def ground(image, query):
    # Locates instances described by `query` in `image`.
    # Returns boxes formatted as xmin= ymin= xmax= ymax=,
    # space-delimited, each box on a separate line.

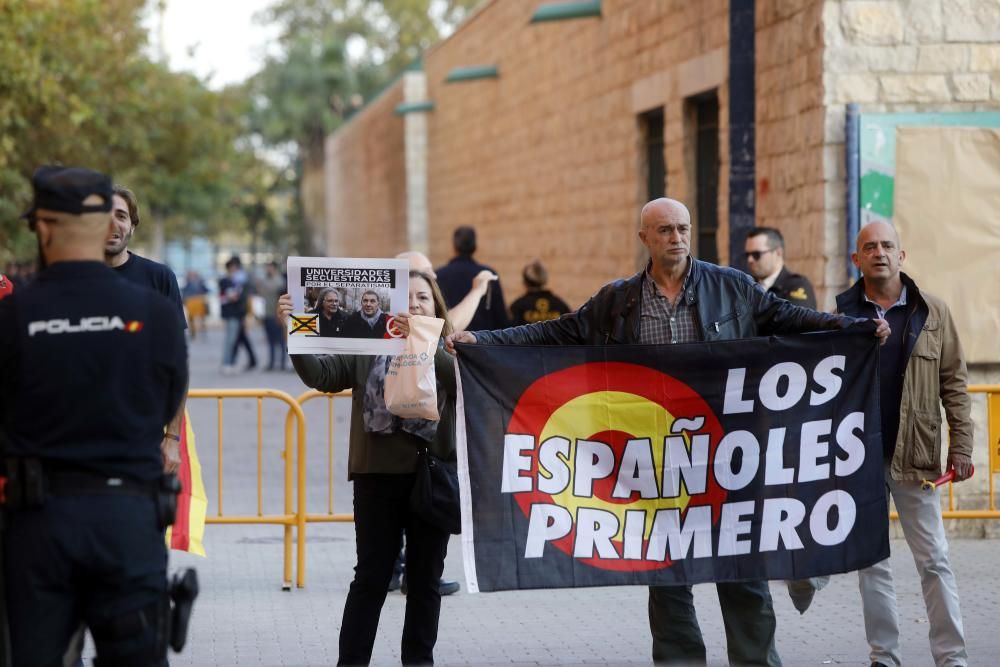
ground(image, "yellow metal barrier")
xmin=187 ymin=389 xmax=307 ymax=590
xmin=292 ymin=389 xmax=355 ymax=525
xmin=185 ymin=383 xmax=998 ymax=588
xmin=268 ymin=389 xmax=355 ymax=589
xmin=890 ymin=384 xmax=1000 ymax=520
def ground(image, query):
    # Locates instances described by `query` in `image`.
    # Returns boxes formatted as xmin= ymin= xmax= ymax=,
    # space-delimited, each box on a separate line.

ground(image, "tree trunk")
xmin=298 ymin=140 xmax=326 ymax=256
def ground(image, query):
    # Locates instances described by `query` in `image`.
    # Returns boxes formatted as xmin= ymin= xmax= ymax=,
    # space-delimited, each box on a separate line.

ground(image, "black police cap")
xmin=21 ymin=165 xmax=113 ymax=222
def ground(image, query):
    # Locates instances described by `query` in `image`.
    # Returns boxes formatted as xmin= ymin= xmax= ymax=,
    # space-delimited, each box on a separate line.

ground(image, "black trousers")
xmin=649 ymin=581 xmax=781 ymax=666
xmin=338 ymin=473 xmax=450 ymax=666
xmin=4 ymin=495 xmax=168 ymax=667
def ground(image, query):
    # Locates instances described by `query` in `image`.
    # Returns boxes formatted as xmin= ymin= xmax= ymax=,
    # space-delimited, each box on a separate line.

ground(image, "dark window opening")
xmin=639 ymin=107 xmax=666 ymax=202
xmin=692 ymin=93 xmax=719 ymax=265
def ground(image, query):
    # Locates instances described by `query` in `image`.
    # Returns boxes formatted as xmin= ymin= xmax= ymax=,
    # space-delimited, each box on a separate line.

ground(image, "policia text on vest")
xmin=0 ymin=165 xmax=198 ymax=666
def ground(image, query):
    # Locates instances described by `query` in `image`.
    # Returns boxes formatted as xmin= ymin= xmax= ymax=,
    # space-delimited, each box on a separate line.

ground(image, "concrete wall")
xmin=422 ymin=0 xmax=730 ymax=308
xmin=323 ymin=79 xmax=408 ymax=258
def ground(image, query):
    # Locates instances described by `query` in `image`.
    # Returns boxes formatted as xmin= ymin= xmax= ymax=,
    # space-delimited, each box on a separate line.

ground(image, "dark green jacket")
xmin=291 ymin=348 xmax=457 ymax=478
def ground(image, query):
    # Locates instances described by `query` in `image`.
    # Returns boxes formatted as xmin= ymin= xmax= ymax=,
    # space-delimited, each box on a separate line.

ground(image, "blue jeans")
xmin=222 ymin=317 xmax=240 ymax=366
xmin=262 ymin=316 xmax=286 ymax=369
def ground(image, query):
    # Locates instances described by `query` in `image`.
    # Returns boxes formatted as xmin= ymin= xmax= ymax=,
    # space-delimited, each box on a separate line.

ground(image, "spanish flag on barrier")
xmin=165 ymin=411 xmax=208 ymax=556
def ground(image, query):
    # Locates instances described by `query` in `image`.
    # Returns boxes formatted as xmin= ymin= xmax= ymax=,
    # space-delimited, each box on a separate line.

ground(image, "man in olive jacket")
xmin=449 ymin=198 xmax=889 ymax=666
xmin=837 ymin=221 xmax=973 ymax=667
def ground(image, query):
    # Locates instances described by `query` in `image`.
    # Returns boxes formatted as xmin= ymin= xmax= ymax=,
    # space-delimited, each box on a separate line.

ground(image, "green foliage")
xmin=244 ymin=0 xmax=481 ymax=254
xmin=0 ymin=0 xmax=246 ymax=258
xmin=372 ymin=0 xmax=482 ymax=74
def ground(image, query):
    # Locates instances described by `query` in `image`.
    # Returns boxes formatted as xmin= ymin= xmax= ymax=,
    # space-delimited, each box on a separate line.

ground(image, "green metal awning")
xmin=445 ymin=65 xmax=499 ymax=83
xmin=530 ymin=0 xmax=601 ymax=24
xmin=394 ymin=101 xmax=435 ymax=115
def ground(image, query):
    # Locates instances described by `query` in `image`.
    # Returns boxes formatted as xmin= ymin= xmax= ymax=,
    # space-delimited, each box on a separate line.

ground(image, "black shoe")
xmin=871 ymin=662 xmax=890 ymax=667
xmin=388 ymin=572 xmax=401 ymax=592
xmin=438 ymin=579 xmax=460 ymax=596
xmin=398 ymin=577 xmax=460 ymax=596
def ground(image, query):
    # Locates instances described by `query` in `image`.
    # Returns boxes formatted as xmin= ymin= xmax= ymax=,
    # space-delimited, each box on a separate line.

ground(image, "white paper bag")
xmin=384 ymin=315 xmax=445 ymax=420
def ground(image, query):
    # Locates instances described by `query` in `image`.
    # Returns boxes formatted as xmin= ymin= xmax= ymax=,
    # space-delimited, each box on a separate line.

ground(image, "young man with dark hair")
xmin=104 ymin=183 xmax=187 ymax=473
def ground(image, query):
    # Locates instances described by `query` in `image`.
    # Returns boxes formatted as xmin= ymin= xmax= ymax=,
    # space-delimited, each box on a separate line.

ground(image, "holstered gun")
xmin=168 ymin=568 xmax=198 ymax=652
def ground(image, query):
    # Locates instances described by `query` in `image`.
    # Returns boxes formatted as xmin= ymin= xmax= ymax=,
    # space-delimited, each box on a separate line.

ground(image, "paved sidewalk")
xmin=151 ymin=327 xmax=1000 ymax=665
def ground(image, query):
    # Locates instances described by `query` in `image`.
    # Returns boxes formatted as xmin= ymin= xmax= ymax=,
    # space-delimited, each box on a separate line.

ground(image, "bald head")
xmin=638 ymin=198 xmax=693 ymax=273
xmin=640 ymin=198 xmax=691 ymax=231
xmin=855 ymin=221 xmax=900 ymax=252
xmin=853 ymin=221 xmax=905 ymax=285
xmin=396 ymin=251 xmax=436 ymax=278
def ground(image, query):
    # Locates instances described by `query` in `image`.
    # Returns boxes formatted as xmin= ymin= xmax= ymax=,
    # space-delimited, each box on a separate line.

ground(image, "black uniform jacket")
xmin=0 ymin=261 xmax=188 ymax=482
xmin=768 ymin=266 xmax=817 ymax=310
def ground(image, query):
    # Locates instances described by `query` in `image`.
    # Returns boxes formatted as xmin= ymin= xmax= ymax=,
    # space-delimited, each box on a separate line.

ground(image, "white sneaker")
xmin=221 ymin=365 xmax=236 ymax=376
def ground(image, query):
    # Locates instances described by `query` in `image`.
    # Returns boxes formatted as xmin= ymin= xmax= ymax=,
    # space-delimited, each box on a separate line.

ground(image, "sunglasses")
xmin=744 ymin=248 xmax=777 ymax=261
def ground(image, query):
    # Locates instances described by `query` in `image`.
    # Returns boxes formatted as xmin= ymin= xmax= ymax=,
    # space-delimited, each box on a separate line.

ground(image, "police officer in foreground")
xmin=0 ymin=166 xmax=194 ymax=666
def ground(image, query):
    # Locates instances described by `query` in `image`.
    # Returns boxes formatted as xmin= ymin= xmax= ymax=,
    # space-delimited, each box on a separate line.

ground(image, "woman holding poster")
xmin=276 ymin=270 xmax=456 ymax=666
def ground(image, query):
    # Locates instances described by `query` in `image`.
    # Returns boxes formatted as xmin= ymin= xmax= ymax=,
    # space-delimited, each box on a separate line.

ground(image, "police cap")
xmin=21 ymin=165 xmax=113 ymax=223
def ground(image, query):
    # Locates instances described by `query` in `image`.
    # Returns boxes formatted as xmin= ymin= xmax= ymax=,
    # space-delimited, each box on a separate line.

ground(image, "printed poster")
xmin=286 ymin=257 xmax=408 ymax=355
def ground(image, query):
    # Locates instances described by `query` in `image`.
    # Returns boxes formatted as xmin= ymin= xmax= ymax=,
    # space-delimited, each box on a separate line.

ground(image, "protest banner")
xmin=285 ymin=257 xmax=408 ymax=355
xmin=455 ymin=330 xmax=887 ymax=592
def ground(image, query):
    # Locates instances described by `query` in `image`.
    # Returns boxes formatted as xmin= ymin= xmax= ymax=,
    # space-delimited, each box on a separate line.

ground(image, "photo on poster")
xmin=285 ymin=257 xmax=409 ymax=355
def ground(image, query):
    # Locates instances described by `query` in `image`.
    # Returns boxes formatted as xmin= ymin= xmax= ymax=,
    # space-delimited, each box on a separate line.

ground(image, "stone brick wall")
xmin=822 ymin=0 xmax=1000 ymax=513
xmin=754 ymin=0 xmax=828 ymax=302
xmin=423 ymin=0 xmax=729 ymax=308
xmin=323 ymin=79 xmax=408 ymax=258
xmin=821 ymin=0 xmax=1000 ymax=305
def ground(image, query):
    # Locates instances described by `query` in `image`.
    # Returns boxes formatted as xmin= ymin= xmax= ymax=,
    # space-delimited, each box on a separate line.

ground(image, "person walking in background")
xmin=182 ymin=270 xmax=209 ymax=341
xmin=258 ymin=261 xmax=288 ymax=369
xmin=838 ymin=221 xmax=973 ymax=667
xmin=447 ymin=198 xmax=890 ymax=666
xmin=277 ymin=270 xmax=457 ymax=666
xmin=397 ymin=250 xmax=496 ymax=332
xmin=231 ymin=260 xmax=258 ymax=369
xmin=509 ymin=259 xmax=571 ymax=326
xmin=744 ymin=226 xmax=817 ymax=309
xmin=435 ymin=226 xmax=509 ymax=331
xmin=219 ymin=255 xmax=256 ymax=374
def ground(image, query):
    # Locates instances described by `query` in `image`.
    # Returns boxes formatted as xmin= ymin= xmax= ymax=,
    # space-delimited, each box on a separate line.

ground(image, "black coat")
xmin=768 ymin=266 xmax=817 ymax=310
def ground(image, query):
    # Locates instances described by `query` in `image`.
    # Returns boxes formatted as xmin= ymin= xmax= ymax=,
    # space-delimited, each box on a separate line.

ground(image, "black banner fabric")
xmin=454 ymin=330 xmax=888 ymax=593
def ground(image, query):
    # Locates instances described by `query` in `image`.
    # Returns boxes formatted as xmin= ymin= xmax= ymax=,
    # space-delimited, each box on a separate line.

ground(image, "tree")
xmin=0 ymin=0 xmax=248 ymax=261
xmin=246 ymin=0 xmax=481 ymax=254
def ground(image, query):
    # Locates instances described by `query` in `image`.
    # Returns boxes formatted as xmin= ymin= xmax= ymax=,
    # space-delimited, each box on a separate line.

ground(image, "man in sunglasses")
xmin=744 ymin=227 xmax=817 ymax=310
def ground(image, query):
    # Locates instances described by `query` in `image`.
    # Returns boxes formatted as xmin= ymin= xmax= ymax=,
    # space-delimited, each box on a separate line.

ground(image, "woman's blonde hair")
xmin=410 ymin=270 xmax=453 ymax=336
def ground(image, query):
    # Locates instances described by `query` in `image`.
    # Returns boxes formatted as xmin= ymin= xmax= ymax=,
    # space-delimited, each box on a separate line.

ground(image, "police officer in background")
xmin=0 ymin=166 xmax=190 ymax=666
xmin=744 ymin=226 xmax=817 ymax=310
